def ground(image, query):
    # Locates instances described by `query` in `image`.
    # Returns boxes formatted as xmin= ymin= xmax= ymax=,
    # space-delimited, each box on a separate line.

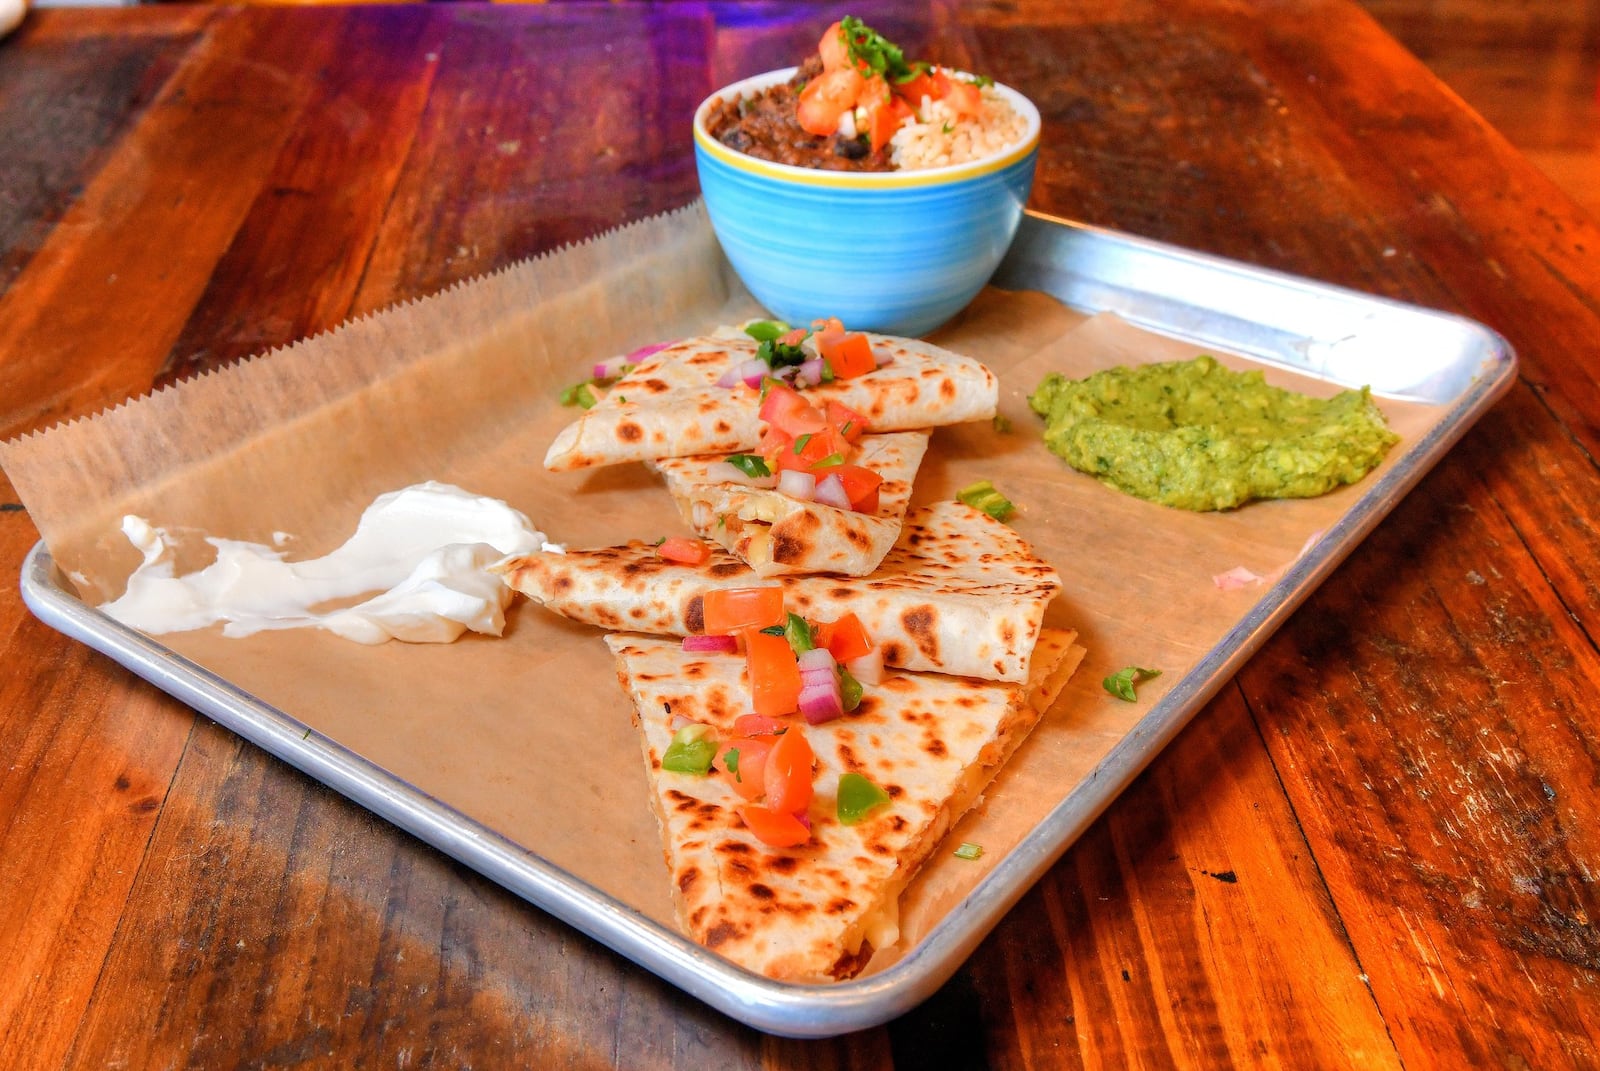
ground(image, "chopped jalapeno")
xmin=811 ymin=452 xmax=845 ymax=468
xmin=661 ymin=724 xmax=718 ymax=775
xmin=837 ymin=772 xmax=891 ymax=824
xmin=743 ymin=320 xmax=791 ymax=342
xmin=954 ymin=842 xmax=984 ymax=860
xmin=838 ymin=664 xmax=864 ymax=712
xmin=957 ymin=479 xmax=1016 ymax=521
xmin=783 ymin=612 xmax=815 ymax=656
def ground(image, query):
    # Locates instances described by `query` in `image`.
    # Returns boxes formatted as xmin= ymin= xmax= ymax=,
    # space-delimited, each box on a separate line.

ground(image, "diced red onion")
xmin=716 ymin=357 xmax=768 ymax=388
xmin=777 ymin=469 xmax=816 ymax=500
xmin=799 ymin=684 xmax=844 ymax=725
xmin=706 ymin=460 xmax=778 ymax=488
xmin=797 ymin=648 xmax=844 ymax=724
xmin=683 ymin=634 xmax=738 ymax=654
xmin=845 ymin=646 xmax=884 ymax=685
xmin=876 ymin=350 xmax=892 ymax=367
xmin=628 ymin=340 xmax=671 ymax=362
xmin=795 ymin=358 xmax=825 ymax=387
xmin=795 ymin=810 xmax=811 ymax=830
xmin=813 ymin=473 xmax=852 ymax=510
xmin=592 ymin=356 xmax=632 ymax=380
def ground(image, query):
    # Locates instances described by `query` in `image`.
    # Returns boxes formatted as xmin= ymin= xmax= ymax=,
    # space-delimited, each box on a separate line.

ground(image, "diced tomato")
xmin=828 ymin=463 xmax=883 ymax=513
xmin=823 ymin=400 xmax=869 ymax=441
xmin=785 ymin=425 xmax=850 ymax=472
xmin=817 ymin=20 xmax=849 ymax=73
xmin=814 ymin=612 xmax=874 ymax=663
xmin=943 ymin=78 xmax=984 ymax=118
xmin=778 ymin=327 xmax=809 ymax=347
xmin=734 ymin=713 xmax=789 ymax=737
xmin=739 ymin=805 xmax=810 ymax=848
xmin=797 ymin=67 xmax=865 ymax=136
xmin=818 ymin=330 xmax=877 ymax=380
xmin=759 ymin=384 xmax=828 ymax=437
xmin=721 ymin=736 xmax=775 ymax=802
xmin=867 ymin=93 xmax=914 ymax=153
xmin=702 ymin=586 xmax=786 ymax=634
xmin=747 ymin=631 xmax=802 ymax=717
xmin=763 ymin=723 xmax=815 ymax=813
xmin=758 ymin=425 xmax=794 ymax=468
xmin=657 ymin=536 xmax=709 ymax=565
xmin=893 ymin=70 xmax=941 ymax=107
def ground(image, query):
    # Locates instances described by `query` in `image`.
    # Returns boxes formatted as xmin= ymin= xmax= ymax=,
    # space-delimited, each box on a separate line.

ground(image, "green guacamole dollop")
xmin=1027 ymin=355 xmax=1399 ymax=511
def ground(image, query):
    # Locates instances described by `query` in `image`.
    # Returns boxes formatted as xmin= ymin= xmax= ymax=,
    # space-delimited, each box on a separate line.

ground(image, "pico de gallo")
xmin=666 ymin=587 xmax=891 ymax=846
xmin=707 ymin=319 xmax=886 ymax=515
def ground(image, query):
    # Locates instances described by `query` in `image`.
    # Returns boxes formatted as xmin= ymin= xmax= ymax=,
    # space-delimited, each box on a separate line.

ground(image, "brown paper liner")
xmin=0 ymin=203 xmax=1440 ymax=972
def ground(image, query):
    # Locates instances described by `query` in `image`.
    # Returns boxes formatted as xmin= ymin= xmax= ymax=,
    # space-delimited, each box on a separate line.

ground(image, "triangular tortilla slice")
xmin=649 ymin=431 xmax=928 ymax=578
xmin=497 ymin=501 xmax=1061 ymax=682
xmin=543 ymin=330 xmax=997 ymax=471
xmin=604 ymin=628 xmax=1084 ymax=982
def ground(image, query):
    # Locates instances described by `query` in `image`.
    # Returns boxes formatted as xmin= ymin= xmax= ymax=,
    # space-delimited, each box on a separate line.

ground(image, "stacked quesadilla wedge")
xmin=605 ymin=629 xmax=1084 ymax=982
xmin=651 ymin=431 xmax=929 ymax=578
xmin=544 ymin=330 xmax=997 ymax=472
xmin=496 ymin=501 xmax=1061 ymax=682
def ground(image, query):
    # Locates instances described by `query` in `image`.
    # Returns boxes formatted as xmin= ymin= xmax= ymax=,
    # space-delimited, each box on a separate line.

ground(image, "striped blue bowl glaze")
xmin=694 ymin=68 xmax=1041 ymax=338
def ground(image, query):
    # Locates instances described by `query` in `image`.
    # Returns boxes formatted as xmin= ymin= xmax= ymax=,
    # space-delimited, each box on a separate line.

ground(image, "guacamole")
xmin=1027 ymin=355 xmax=1399 ymax=511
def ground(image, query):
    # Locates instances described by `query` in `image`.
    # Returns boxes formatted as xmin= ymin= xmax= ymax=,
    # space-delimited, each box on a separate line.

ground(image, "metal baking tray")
xmin=20 ymin=212 xmax=1516 ymax=1037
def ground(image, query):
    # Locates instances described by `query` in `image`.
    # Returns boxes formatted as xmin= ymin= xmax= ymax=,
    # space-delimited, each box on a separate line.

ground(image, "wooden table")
xmin=3 ymin=2 xmax=1597 ymax=1065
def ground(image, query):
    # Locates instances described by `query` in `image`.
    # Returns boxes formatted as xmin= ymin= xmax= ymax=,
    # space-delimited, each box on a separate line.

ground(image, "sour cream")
xmin=101 ymin=482 xmax=557 ymax=644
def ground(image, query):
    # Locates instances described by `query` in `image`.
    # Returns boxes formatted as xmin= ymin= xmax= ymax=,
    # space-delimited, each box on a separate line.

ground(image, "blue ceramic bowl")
xmin=693 ymin=68 xmax=1041 ymax=338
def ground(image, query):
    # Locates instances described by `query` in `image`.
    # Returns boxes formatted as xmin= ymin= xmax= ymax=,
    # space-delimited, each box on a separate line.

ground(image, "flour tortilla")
xmin=497 ymin=501 xmax=1060 ymax=682
xmin=543 ymin=330 xmax=998 ymax=471
xmin=650 ymin=431 xmax=928 ymax=578
xmin=604 ymin=628 xmax=1083 ymax=982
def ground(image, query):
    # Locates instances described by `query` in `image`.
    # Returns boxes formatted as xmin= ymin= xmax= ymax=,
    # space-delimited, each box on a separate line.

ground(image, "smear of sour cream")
xmin=101 ymin=482 xmax=559 ymax=644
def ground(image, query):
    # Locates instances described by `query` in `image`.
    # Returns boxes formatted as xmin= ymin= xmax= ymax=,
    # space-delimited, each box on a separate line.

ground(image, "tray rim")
xmin=16 ymin=212 xmax=1519 ymax=1038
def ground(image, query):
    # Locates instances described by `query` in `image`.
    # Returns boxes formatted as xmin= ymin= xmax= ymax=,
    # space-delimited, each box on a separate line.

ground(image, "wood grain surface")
xmin=2 ymin=1 xmax=1597 ymax=1066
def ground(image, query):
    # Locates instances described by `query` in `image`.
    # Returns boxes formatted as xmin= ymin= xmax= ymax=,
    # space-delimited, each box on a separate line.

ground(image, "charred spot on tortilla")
xmin=618 ymin=421 xmax=644 ymax=442
xmin=902 ymin=605 xmax=939 ymax=659
xmin=644 ymin=378 xmax=670 ymax=393
xmin=923 ymin=738 xmax=949 ymax=759
xmin=678 ymin=867 xmax=700 ymax=893
xmin=772 ymin=528 xmax=808 ymax=563
xmin=708 ymin=561 xmax=745 ymax=577
xmin=685 ymin=596 xmax=705 ymax=633
xmin=552 ymin=575 xmax=572 ymax=593
xmin=704 ymin=922 xmax=741 ymax=949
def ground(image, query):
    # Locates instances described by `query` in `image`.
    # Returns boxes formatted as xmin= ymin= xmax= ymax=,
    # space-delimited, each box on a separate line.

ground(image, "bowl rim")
xmin=693 ymin=66 xmax=1041 ymax=189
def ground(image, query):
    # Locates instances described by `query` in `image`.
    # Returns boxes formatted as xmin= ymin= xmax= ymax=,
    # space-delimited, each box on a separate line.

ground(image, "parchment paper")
xmin=0 ymin=202 xmax=1439 ymax=977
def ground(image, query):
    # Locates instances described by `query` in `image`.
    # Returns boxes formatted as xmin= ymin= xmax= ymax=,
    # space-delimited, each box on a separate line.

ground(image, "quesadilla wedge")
xmin=650 ymin=431 xmax=928 ymax=578
xmin=544 ymin=330 xmax=997 ymax=471
xmin=497 ymin=501 xmax=1061 ymax=682
xmin=604 ymin=628 xmax=1084 ymax=982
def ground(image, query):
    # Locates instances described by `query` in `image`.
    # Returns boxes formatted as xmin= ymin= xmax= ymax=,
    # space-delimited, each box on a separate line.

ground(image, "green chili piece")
xmin=661 ymin=724 xmax=718 ymax=775
xmin=839 ymin=665 xmax=864 ymax=712
xmin=783 ymin=612 xmax=815 ymax=656
xmin=956 ymin=479 xmax=1016 ymax=521
xmin=836 ymin=772 xmax=891 ymax=825
xmin=743 ymin=320 xmax=790 ymax=342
